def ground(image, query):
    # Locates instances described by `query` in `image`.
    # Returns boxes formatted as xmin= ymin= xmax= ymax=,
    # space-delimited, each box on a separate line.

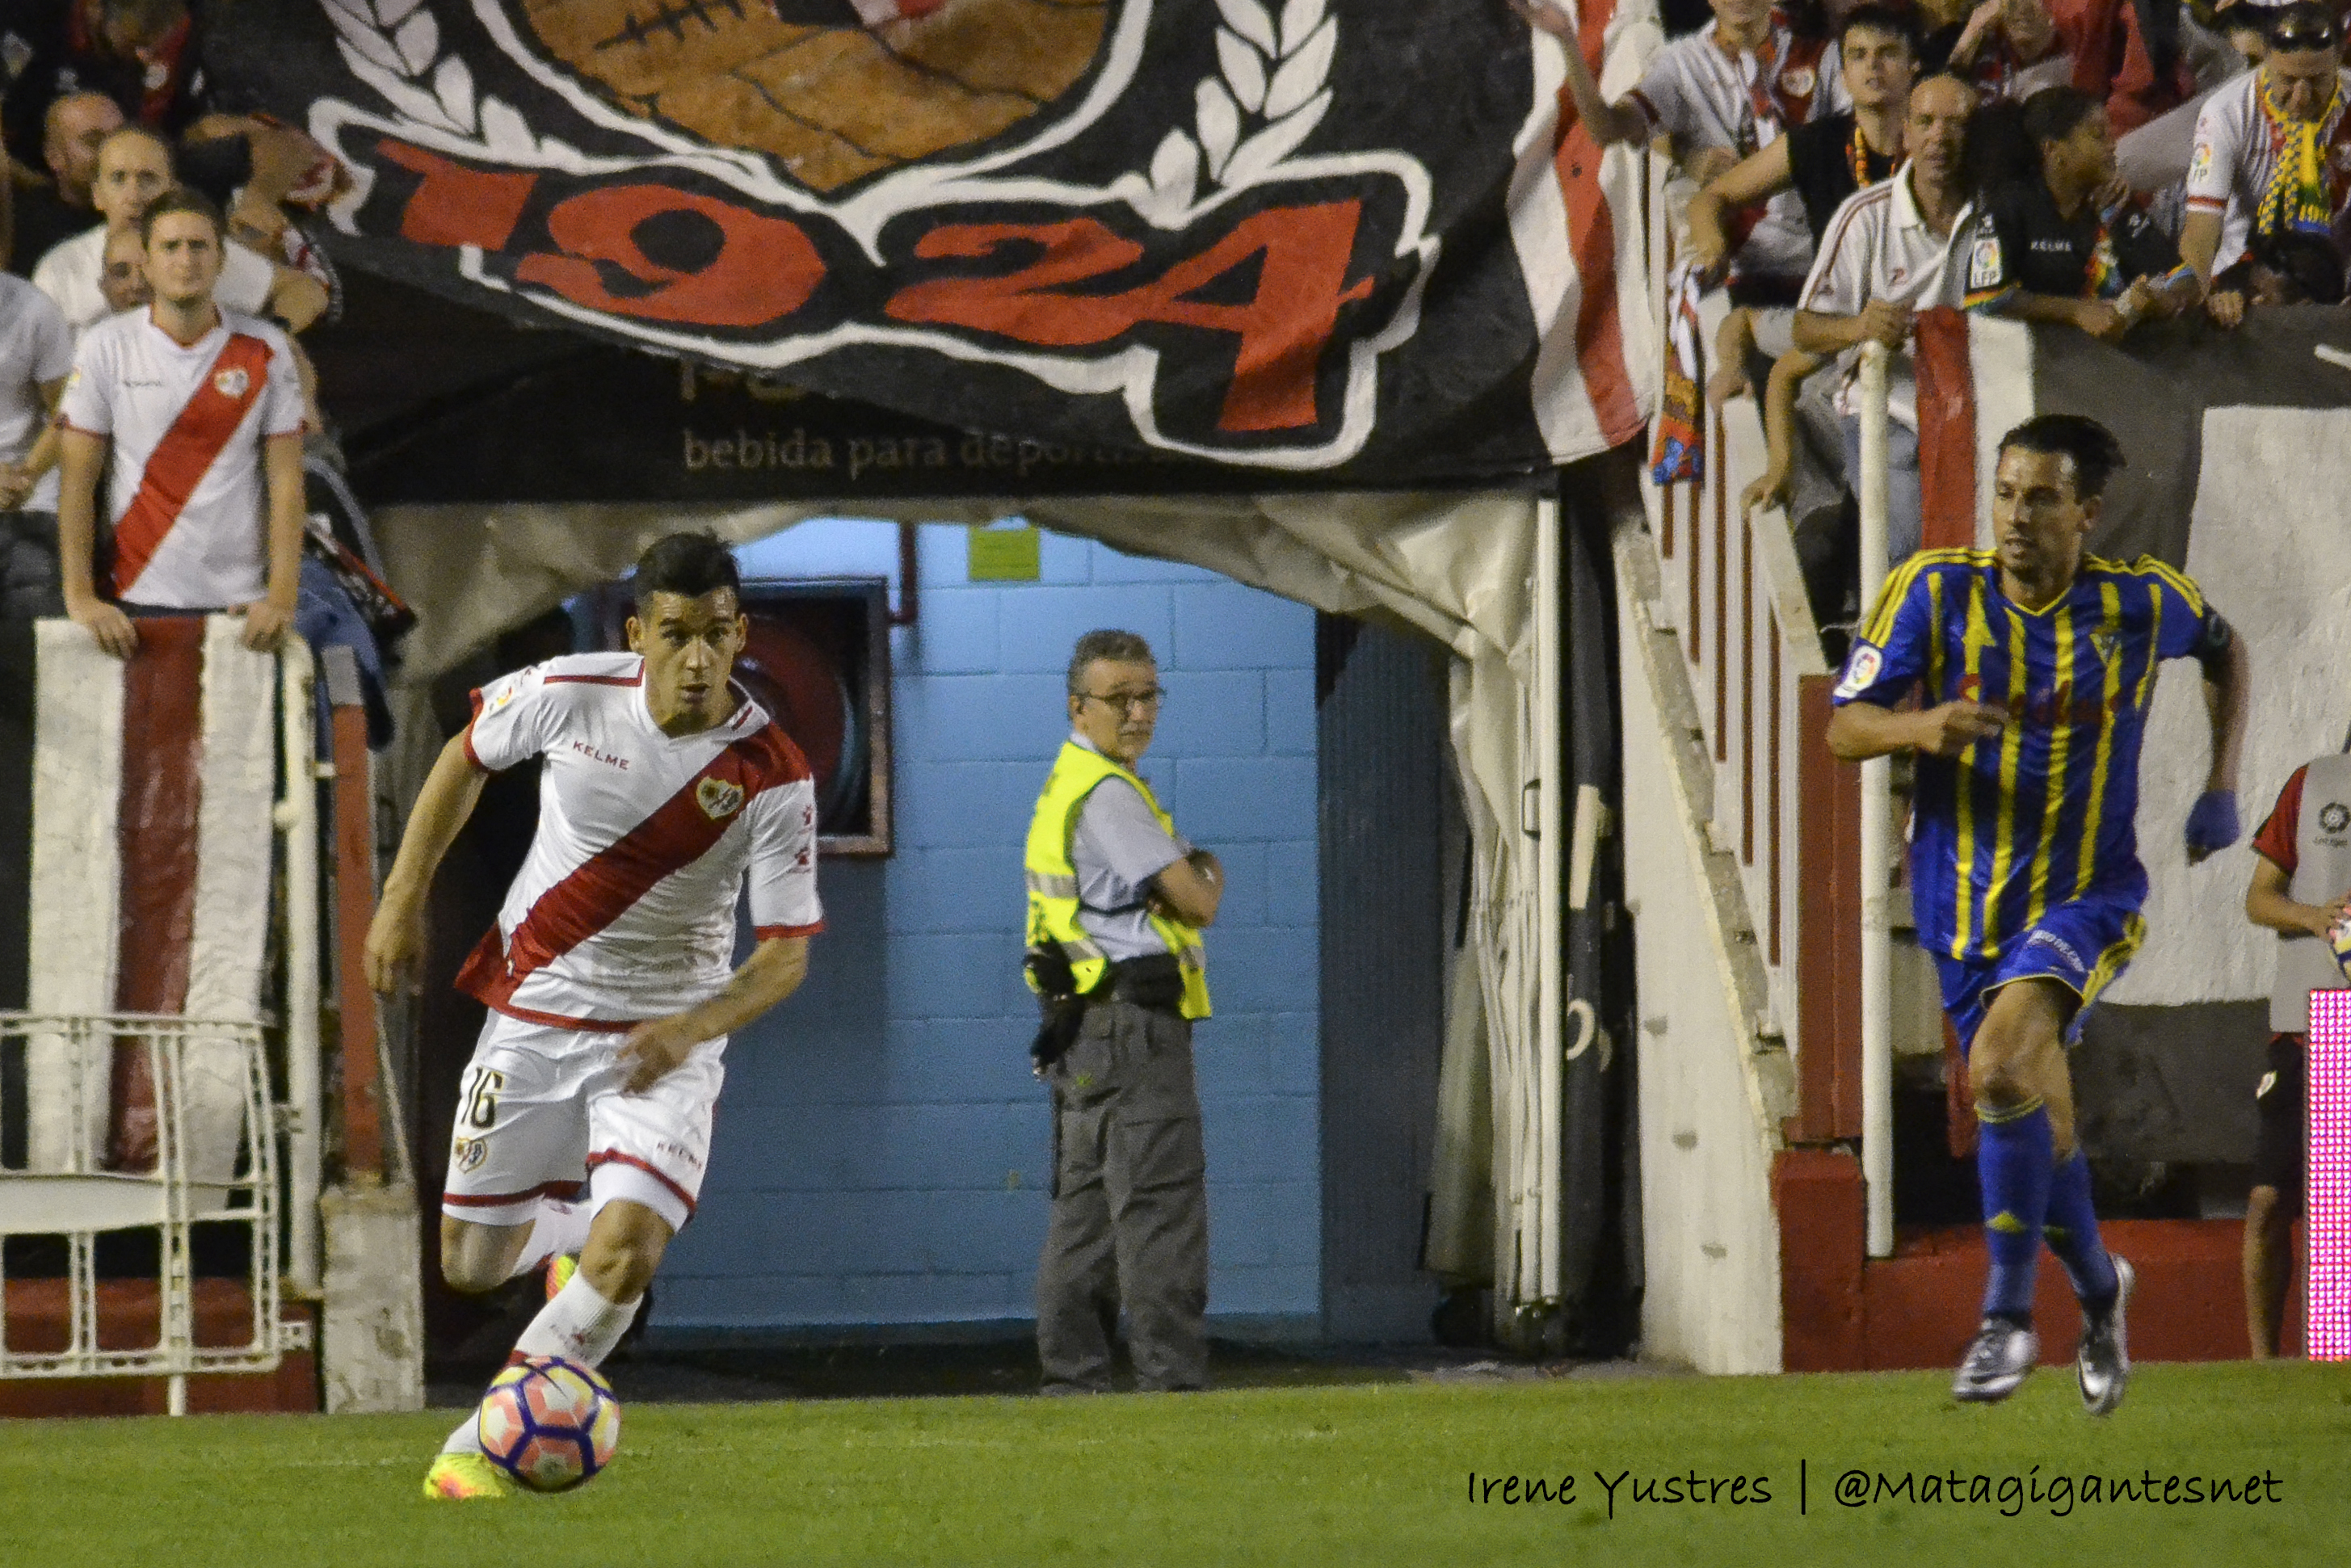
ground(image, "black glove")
xmin=1030 ymin=996 xmax=1085 ymax=1078
xmin=1024 ymin=946 xmax=1084 ymax=1077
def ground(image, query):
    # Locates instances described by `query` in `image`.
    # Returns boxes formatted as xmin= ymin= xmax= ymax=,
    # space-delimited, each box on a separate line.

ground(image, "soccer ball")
xmin=2331 ymin=913 xmax=2351 ymax=982
xmin=477 ymin=1356 xmax=620 ymax=1493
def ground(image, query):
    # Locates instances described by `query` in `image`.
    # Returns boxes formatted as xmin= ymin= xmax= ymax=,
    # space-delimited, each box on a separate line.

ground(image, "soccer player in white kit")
xmin=364 ymin=533 xmax=822 ymax=1500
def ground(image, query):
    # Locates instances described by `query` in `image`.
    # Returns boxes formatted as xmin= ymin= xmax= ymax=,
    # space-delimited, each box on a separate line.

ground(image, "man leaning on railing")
xmin=1791 ymin=73 xmax=1979 ymax=571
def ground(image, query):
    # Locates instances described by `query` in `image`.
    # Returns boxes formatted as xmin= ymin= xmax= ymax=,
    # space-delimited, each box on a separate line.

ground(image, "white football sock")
xmin=507 ymin=1198 xmax=595 ymax=1280
xmin=512 ymin=1271 xmax=641 ymax=1370
xmin=439 ymin=1410 xmax=484 ymax=1457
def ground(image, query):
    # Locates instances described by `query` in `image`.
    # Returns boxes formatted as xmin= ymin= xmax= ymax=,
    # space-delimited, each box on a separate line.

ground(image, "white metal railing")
xmin=0 ymin=1015 xmax=292 ymax=1414
xmin=1854 ymin=343 xmax=1895 ymax=1258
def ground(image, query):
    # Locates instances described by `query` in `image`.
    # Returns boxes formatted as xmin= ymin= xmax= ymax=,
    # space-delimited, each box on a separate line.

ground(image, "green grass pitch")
xmin=5 ymin=1361 xmax=2348 ymax=1566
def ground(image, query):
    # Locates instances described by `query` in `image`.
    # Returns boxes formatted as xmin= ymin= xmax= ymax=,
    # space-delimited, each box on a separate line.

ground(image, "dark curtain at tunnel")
xmin=1558 ymin=468 xmax=1640 ymax=1355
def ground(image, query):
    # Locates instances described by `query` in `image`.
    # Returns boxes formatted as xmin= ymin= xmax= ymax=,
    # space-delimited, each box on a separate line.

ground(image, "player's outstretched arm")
xmin=1826 ymin=700 xmax=2006 ymax=763
xmin=2185 ymin=627 xmax=2252 ymax=864
xmin=618 ymin=936 xmax=811 ymax=1093
xmin=364 ymin=731 xmax=491 ymax=994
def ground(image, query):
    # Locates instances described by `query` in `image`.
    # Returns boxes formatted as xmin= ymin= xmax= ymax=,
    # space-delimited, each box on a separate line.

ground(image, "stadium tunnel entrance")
xmin=355 ymin=467 xmax=1633 ymax=1376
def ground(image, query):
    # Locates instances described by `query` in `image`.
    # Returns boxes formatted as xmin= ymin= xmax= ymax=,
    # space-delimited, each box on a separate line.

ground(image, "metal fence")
xmin=0 ymin=1013 xmax=301 ymax=1413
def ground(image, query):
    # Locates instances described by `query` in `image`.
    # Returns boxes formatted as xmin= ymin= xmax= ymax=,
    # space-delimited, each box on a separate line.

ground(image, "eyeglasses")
xmin=1076 ymin=687 xmax=1164 ymax=713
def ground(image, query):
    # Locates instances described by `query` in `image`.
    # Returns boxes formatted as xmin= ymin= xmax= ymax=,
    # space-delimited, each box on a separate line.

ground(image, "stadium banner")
xmin=204 ymin=0 xmax=1654 ymax=484
xmin=342 ymin=342 xmax=1310 ymax=502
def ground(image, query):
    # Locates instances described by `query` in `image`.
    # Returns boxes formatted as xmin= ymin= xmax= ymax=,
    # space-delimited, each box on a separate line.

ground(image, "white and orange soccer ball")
xmin=477 ymin=1356 xmax=620 ymax=1493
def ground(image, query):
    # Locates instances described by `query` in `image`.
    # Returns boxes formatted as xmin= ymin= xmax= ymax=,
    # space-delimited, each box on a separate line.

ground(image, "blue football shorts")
xmin=1933 ymin=894 xmax=2147 ymax=1055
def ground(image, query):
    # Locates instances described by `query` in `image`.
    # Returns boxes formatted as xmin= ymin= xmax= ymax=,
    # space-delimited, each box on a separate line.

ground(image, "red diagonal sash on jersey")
xmin=456 ymin=725 xmax=798 ymax=1018
xmin=110 ymin=333 xmax=275 ymax=598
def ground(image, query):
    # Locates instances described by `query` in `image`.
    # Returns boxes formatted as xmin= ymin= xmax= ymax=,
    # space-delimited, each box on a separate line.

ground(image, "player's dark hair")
xmin=137 ymin=184 xmax=222 ymax=247
xmin=1067 ymin=629 xmax=1155 ymax=694
xmin=2266 ymin=1 xmax=2341 ymax=52
xmin=1837 ymin=4 xmax=1919 ymax=57
xmin=1998 ymin=415 xmax=2126 ymax=501
xmin=632 ymin=530 xmax=742 ymax=612
xmin=2021 ymin=86 xmax=2104 ymax=150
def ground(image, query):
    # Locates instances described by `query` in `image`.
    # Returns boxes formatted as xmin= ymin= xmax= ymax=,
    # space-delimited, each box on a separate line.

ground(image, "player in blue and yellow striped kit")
xmin=1827 ymin=414 xmax=2251 ymax=1413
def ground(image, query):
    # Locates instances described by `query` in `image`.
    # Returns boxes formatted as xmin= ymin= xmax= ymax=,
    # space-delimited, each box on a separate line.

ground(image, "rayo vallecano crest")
xmin=696 ymin=775 xmax=747 ymax=821
xmin=295 ymin=0 xmax=1437 ymax=466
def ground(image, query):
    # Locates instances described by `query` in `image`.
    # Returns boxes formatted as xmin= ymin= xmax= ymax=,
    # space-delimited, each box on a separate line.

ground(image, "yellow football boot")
xmin=422 ymin=1451 xmax=515 ymax=1501
xmin=546 ymin=1252 xmax=578 ymax=1301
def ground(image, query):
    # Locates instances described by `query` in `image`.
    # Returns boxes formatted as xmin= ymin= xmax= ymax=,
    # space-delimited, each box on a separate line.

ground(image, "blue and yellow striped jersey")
xmin=1831 ymin=549 xmax=2219 ymax=961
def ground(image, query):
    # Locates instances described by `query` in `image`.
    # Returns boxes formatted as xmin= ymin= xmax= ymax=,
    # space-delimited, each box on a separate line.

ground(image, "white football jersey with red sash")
xmin=57 ymin=308 xmax=304 ymax=608
xmin=458 ymin=652 xmax=825 ymax=1028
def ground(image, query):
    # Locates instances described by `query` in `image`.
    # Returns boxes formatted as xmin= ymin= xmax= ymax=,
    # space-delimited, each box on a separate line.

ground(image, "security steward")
xmin=1024 ymin=629 xmax=1220 ymax=1394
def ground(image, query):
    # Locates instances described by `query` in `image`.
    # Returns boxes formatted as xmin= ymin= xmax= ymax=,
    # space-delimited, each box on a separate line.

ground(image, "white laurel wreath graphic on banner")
xmin=306 ymin=0 xmax=1436 ymax=469
xmin=1138 ymin=0 xmax=1337 ymax=222
xmin=321 ymin=0 xmax=557 ymax=162
xmin=321 ymin=0 xmax=1338 ymax=225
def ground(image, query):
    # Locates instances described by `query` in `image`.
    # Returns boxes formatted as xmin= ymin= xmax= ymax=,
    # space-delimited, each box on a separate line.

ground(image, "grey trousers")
xmin=1035 ymin=998 xmax=1209 ymax=1392
xmin=1838 ymin=412 xmax=1924 ymax=567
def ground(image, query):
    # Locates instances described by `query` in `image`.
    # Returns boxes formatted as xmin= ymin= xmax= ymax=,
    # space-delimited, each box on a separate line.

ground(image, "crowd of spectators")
xmin=1533 ymin=0 xmax=2351 ymax=637
xmin=0 ymin=2 xmax=399 ymax=727
xmin=6 ymin=0 xmax=2351 ymax=700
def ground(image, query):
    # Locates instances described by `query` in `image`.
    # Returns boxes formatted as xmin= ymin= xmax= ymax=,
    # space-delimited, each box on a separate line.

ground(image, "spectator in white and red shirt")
xmin=56 ymin=184 xmax=306 ymax=657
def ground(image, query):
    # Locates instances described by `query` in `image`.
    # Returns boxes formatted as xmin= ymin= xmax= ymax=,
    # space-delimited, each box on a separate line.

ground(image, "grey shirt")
xmin=1068 ymin=734 xmax=1188 ymax=962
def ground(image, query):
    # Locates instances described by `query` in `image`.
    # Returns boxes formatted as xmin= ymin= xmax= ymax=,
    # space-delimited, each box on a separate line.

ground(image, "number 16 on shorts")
xmin=452 ymin=1066 xmax=504 ymax=1175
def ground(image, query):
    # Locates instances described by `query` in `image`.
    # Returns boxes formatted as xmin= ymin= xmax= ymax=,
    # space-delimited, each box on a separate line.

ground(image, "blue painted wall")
xmin=654 ymin=520 xmax=1321 ymax=1335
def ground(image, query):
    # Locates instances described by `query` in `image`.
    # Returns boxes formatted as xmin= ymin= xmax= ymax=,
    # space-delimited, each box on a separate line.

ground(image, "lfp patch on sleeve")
xmin=1968 ymin=235 xmax=2002 ymax=292
xmin=1835 ymin=643 xmax=1883 ymax=700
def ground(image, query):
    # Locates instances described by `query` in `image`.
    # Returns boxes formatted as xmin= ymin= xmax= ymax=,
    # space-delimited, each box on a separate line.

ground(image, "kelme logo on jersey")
xmin=213 ymin=367 xmax=250 ymax=399
xmin=696 ymin=777 xmax=745 ymax=822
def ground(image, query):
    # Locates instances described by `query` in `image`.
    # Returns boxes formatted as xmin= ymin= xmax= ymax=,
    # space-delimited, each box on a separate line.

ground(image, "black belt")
xmin=1101 ymin=953 xmax=1184 ymax=1014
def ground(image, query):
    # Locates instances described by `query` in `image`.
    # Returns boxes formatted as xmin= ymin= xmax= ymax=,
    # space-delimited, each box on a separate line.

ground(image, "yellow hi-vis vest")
xmin=1024 ymin=740 xmax=1210 ymax=1019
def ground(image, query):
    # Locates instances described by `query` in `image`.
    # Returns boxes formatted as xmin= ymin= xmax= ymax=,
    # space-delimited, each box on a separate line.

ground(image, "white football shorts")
xmin=439 ymin=1011 xmax=725 ymax=1234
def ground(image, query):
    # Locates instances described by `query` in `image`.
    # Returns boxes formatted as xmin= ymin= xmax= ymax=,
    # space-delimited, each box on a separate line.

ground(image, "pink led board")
xmin=2309 ymin=990 xmax=2351 ymax=1360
